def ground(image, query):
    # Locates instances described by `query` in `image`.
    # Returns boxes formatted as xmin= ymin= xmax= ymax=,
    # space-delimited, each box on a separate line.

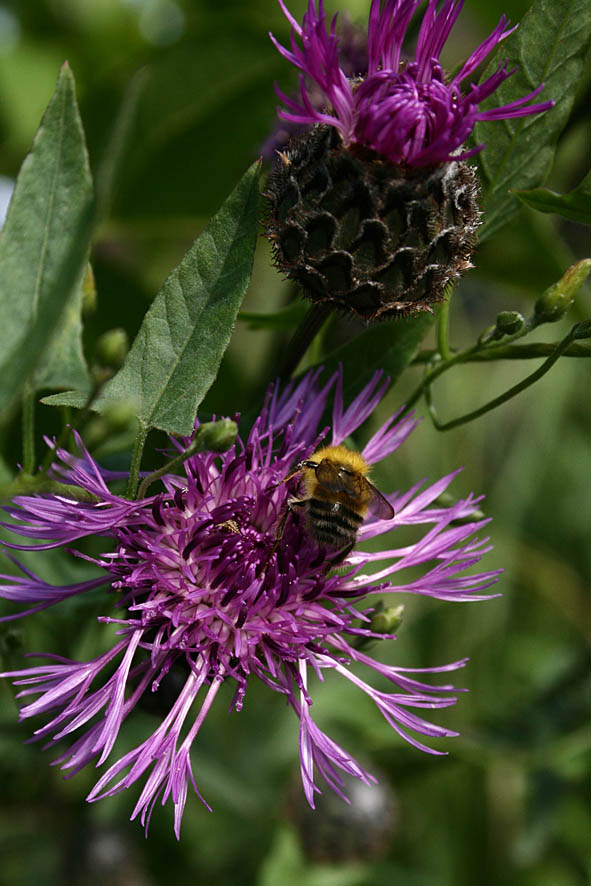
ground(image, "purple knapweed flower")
xmin=0 ymin=369 xmax=500 ymax=837
xmin=270 ymin=0 xmax=554 ymax=167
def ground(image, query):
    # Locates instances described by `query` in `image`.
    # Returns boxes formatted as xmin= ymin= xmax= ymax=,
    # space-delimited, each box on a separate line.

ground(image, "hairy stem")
xmin=127 ymin=422 xmax=148 ymax=499
xmin=437 ymin=286 xmax=453 ymax=361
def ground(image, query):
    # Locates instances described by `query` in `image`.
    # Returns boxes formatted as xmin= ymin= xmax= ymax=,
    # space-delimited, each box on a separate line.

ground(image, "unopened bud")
xmin=495 ymin=311 xmax=524 ymax=336
xmin=369 ymin=602 xmax=404 ymax=635
xmin=195 ymin=419 xmax=238 ymax=453
xmin=95 ymin=328 xmax=129 ymax=369
xmin=534 ymin=259 xmax=591 ymax=323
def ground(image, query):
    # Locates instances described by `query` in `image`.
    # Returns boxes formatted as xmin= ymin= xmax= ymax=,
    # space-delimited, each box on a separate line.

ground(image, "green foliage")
xmin=44 ymin=162 xmax=261 ymax=435
xmin=111 ymin=20 xmax=283 ymax=220
xmin=0 ymin=63 xmax=93 ymax=422
xmin=514 ymin=167 xmax=591 ymax=224
xmin=31 ymin=286 xmax=90 ymax=393
xmin=475 ymin=0 xmax=591 ymax=241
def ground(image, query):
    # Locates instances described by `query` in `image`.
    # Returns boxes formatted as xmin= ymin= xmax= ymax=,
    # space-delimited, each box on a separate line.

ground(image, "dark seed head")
xmin=264 ymin=125 xmax=481 ymax=322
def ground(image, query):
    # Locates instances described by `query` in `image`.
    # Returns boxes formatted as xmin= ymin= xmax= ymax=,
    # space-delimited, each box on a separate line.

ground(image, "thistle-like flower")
xmin=1 ymin=370 xmax=500 ymax=837
xmin=265 ymin=0 xmax=554 ymax=319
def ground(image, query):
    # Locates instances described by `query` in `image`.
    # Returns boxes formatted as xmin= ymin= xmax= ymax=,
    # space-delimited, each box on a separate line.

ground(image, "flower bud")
xmin=369 ymin=602 xmax=404 ymax=635
xmin=495 ymin=311 xmax=525 ymax=336
xmin=95 ymin=328 xmax=129 ymax=369
xmin=195 ymin=419 xmax=238 ymax=453
xmin=534 ymin=259 xmax=591 ymax=323
xmin=287 ymin=767 xmax=397 ymax=862
xmin=267 ymin=0 xmax=553 ymax=323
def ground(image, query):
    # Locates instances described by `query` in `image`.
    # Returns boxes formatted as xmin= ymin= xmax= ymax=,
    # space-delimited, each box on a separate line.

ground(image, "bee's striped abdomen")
xmin=306 ymin=498 xmax=363 ymax=548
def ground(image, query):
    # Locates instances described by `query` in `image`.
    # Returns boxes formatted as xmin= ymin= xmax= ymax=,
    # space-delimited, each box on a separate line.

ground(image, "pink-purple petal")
xmin=271 ymin=0 xmax=553 ymax=167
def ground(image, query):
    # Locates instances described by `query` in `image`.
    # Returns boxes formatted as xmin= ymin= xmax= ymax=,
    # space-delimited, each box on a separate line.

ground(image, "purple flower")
xmin=270 ymin=0 xmax=554 ymax=166
xmin=0 ymin=369 xmax=500 ymax=837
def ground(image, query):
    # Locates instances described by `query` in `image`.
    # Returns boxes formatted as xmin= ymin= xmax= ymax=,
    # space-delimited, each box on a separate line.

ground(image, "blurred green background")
xmin=0 ymin=0 xmax=589 ymax=884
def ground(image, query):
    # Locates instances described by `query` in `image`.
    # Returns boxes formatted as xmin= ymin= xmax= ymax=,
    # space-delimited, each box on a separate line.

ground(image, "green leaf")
xmin=513 ymin=167 xmax=591 ymax=224
xmin=31 ymin=284 xmax=90 ymax=392
xmin=475 ymin=0 xmax=591 ymax=242
xmin=44 ymin=162 xmax=261 ymax=435
xmin=0 ymin=63 xmax=94 ymax=420
xmin=317 ymin=312 xmax=436 ymax=402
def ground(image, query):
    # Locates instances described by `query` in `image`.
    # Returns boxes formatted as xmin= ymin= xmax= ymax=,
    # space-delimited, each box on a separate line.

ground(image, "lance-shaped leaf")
xmin=514 ymin=167 xmax=591 ymax=225
xmin=31 ymin=285 xmax=90 ymax=393
xmin=45 ymin=162 xmax=261 ymax=435
xmin=475 ymin=0 xmax=591 ymax=242
xmin=0 ymin=63 xmax=94 ymax=421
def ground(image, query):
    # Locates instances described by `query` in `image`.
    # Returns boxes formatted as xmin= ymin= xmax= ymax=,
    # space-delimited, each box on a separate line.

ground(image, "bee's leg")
xmin=257 ymin=498 xmax=308 ymax=575
xmin=328 ymin=542 xmax=355 ymax=568
xmin=269 ymin=461 xmax=318 ymax=489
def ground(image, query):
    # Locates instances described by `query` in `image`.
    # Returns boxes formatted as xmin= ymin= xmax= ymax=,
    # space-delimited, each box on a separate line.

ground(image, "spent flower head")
xmin=265 ymin=0 xmax=554 ymax=320
xmin=0 ymin=370 xmax=500 ymax=837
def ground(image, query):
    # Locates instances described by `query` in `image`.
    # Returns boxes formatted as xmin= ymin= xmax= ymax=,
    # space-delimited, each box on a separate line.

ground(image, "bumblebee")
xmin=279 ymin=444 xmax=395 ymax=553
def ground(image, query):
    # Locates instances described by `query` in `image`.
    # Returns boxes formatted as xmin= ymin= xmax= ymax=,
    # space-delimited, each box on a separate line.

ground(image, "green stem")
xmin=402 ymin=345 xmax=476 ymax=414
xmin=22 ymin=386 xmax=35 ymax=474
xmin=401 ymin=310 xmax=576 ymax=416
xmin=126 ymin=423 xmax=148 ymax=499
xmin=412 ymin=340 xmax=591 ymax=363
xmin=437 ymin=287 xmax=453 ymax=361
xmin=137 ymin=438 xmax=200 ymax=500
xmin=426 ymin=324 xmax=581 ymax=431
xmin=136 ymin=419 xmax=238 ymax=499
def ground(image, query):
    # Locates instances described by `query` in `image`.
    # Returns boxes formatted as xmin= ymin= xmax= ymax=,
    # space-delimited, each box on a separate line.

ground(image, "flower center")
xmin=103 ymin=462 xmax=362 ymax=706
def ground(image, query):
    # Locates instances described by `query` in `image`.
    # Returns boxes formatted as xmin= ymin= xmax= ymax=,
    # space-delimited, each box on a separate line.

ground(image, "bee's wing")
xmin=365 ymin=480 xmax=395 ymax=520
xmin=315 ymin=459 xmax=349 ymax=493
